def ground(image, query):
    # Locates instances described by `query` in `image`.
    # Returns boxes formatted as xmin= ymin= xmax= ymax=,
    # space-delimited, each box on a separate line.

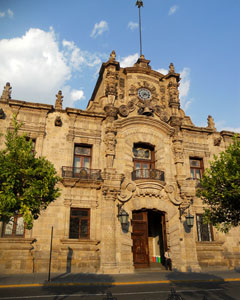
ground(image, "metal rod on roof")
xmin=136 ymin=1 xmax=143 ymax=56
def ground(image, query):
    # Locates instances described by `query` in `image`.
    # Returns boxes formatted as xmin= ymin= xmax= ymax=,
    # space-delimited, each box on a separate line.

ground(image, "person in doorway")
xmin=164 ymin=248 xmax=172 ymax=271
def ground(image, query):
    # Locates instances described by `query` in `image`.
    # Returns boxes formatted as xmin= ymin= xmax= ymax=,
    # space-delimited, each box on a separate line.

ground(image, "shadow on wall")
xmin=166 ymin=271 xmax=235 ymax=300
xmin=66 ymin=247 xmax=73 ymax=273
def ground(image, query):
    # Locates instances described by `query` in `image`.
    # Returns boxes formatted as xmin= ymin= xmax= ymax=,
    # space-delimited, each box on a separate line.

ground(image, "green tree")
xmin=197 ymin=135 xmax=240 ymax=232
xmin=0 ymin=116 xmax=60 ymax=229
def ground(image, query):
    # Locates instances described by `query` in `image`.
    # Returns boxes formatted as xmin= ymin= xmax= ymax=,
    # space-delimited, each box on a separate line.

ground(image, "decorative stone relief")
xmin=105 ymin=68 xmax=118 ymax=98
xmin=121 ymin=81 xmax=171 ymax=121
xmin=165 ymin=184 xmax=182 ymax=205
xmin=168 ymin=79 xmax=180 ymax=106
xmin=1 ymin=82 xmax=12 ymax=102
xmin=117 ymin=178 xmax=136 ymax=202
xmin=104 ymin=125 xmax=117 ymax=168
xmin=55 ymin=90 xmax=63 ymax=110
xmin=207 ymin=115 xmax=216 ymax=130
xmin=118 ymin=105 xmax=129 ymax=117
xmin=55 ymin=116 xmax=62 ymax=127
xmin=135 ymin=181 xmax=165 ymax=198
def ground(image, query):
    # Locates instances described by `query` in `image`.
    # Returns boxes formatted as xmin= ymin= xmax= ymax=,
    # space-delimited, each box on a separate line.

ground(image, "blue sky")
xmin=0 ymin=0 xmax=239 ymax=132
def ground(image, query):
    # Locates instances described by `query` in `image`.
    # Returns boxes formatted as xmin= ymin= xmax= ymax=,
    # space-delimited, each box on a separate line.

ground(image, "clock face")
xmin=137 ymin=88 xmax=151 ymax=100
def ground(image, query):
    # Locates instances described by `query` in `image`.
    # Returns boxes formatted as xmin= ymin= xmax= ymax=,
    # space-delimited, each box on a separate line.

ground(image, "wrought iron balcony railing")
xmin=62 ymin=167 xmax=102 ymax=181
xmin=131 ymin=169 xmax=165 ymax=181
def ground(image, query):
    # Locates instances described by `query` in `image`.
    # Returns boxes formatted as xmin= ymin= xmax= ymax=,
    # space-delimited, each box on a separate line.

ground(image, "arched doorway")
xmin=132 ymin=209 xmax=167 ymax=268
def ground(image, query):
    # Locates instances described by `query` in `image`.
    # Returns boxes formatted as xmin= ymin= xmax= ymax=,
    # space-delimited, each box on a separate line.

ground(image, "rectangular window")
xmin=133 ymin=143 xmax=155 ymax=179
xmin=196 ymin=214 xmax=213 ymax=242
xmin=69 ymin=208 xmax=90 ymax=239
xmin=74 ymin=145 xmax=92 ymax=177
xmin=190 ymin=158 xmax=204 ymax=179
xmin=2 ymin=215 xmax=25 ymax=237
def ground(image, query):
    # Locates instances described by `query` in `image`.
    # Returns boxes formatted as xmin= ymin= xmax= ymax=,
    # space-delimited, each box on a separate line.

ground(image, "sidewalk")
xmin=0 ymin=268 xmax=240 ymax=288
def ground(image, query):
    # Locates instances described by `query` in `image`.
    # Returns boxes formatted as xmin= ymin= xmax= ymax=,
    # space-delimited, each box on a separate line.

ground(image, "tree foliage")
xmin=197 ymin=135 xmax=240 ymax=232
xmin=0 ymin=116 xmax=60 ymax=229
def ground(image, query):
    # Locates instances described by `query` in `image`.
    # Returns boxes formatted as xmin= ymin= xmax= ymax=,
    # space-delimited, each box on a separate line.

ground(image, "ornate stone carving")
xmin=104 ymin=104 xmax=118 ymax=121
xmin=104 ymin=125 xmax=117 ymax=168
xmin=165 ymin=184 xmax=182 ymax=205
xmin=105 ymin=65 xmax=118 ymax=98
xmin=109 ymin=50 xmax=116 ymax=61
xmin=173 ymin=137 xmax=184 ymax=162
xmin=104 ymin=127 xmax=117 ymax=152
xmin=168 ymin=79 xmax=180 ymax=106
xmin=118 ymin=105 xmax=129 ymax=117
xmin=135 ymin=181 xmax=164 ymax=198
xmin=55 ymin=90 xmax=63 ymax=110
xmin=117 ymin=178 xmax=136 ymax=202
xmin=207 ymin=115 xmax=216 ymax=130
xmin=169 ymin=62 xmax=175 ymax=73
xmin=127 ymin=101 xmax=136 ymax=112
xmin=1 ymin=82 xmax=12 ymax=102
xmin=55 ymin=116 xmax=62 ymax=127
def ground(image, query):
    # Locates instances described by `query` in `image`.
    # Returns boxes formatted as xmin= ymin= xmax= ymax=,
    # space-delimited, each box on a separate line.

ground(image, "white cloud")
xmin=120 ymin=53 xmax=138 ymax=68
xmin=0 ymin=9 xmax=13 ymax=18
xmin=0 ymin=27 xmax=105 ymax=108
xmin=71 ymin=89 xmax=85 ymax=101
xmin=169 ymin=5 xmax=178 ymax=16
xmin=156 ymin=68 xmax=168 ymax=75
xmin=7 ymin=9 xmax=14 ymax=18
xmin=221 ymin=127 xmax=240 ymax=133
xmin=179 ymin=67 xmax=192 ymax=111
xmin=128 ymin=21 xmax=138 ymax=31
xmin=215 ymin=121 xmax=240 ymax=133
xmin=90 ymin=20 xmax=109 ymax=38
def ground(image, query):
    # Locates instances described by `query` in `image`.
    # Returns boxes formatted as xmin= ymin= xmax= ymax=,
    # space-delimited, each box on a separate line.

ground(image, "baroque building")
xmin=0 ymin=52 xmax=239 ymax=274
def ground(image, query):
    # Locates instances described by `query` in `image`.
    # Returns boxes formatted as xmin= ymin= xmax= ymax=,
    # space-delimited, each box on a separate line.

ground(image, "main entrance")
xmin=132 ymin=209 xmax=167 ymax=268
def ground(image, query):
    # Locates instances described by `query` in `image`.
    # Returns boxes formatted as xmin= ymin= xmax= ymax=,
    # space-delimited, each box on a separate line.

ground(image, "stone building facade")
xmin=0 ymin=52 xmax=239 ymax=274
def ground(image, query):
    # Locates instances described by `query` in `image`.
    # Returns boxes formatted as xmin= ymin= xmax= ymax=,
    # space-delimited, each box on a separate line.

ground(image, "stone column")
xmin=100 ymin=189 xmax=118 ymax=273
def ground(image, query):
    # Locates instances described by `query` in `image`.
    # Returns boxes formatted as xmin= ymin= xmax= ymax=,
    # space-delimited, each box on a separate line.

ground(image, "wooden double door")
xmin=132 ymin=210 xmax=166 ymax=268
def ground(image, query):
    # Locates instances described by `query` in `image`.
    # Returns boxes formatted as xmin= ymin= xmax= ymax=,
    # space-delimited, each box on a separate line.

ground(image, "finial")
xmin=136 ymin=1 xmax=143 ymax=8
xmin=207 ymin=115 xmax=215 ymax=129
xmin=109 ymin=50 xmax=116 ymax=61
xmin=1 ymin=82 xmax=12 ymax=102
xmin=169 ymin=63 xmax=175 ymax=73
xmin=55 ymin=90 xmax=63 ymax=110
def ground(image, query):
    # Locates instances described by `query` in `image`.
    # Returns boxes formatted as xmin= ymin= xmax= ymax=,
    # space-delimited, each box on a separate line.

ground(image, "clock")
xmin=137 ymin=88 xmax=151 ymax=100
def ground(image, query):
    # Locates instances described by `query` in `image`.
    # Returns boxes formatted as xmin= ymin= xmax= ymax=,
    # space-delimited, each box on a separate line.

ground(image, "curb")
xmin=1 ymin=277 xmax=240 ymax=289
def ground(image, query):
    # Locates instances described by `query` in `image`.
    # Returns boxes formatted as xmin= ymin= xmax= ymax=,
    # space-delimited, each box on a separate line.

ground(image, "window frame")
xmin=73 ymin=144 xmax=92 ymax=170
xmin=133 ymin=143 xmax=155 ymax=178
xmin=189 ymin=157 xmax=204 ymax=179
xmin=2 ymin=215 xmax=25 ymax=238
xmin=69 ymin=208 xmax=90 ymax=240
xmin=196 ymin=214 xmax=213 ymax=242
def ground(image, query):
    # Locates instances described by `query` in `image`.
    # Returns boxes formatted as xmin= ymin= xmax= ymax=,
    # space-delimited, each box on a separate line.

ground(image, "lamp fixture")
xmin=178 ymin=199 xmax=194 ymax=228
xmin=185 ymin=211 xmax=194 ymax=227
xmin=117 ymin=203 xmax=129 ymax=226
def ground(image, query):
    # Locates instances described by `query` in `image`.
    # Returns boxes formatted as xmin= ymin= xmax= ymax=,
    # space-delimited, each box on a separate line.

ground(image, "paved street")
xmin=0 ymin=269 xmax=240 ymax=299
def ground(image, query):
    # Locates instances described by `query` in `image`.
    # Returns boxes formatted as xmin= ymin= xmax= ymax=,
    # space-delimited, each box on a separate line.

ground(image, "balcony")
xmin=62 ymin=167 xmax=102 ymax=181
xmin=131 ymin=169 xmax=165 ymax=182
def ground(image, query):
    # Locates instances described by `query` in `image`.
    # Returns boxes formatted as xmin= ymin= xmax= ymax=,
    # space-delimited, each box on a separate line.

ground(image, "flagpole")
xmin=136 ymin=1 xmax=143 ymax=57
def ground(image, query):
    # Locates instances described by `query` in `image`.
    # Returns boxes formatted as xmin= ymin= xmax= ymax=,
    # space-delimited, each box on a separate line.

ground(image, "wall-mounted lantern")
xmin=185 ymin=211 xmax=194 ymax=227
xmin=117 ymin=203 xmax=129 ymax=227
xmin=179 ymin=199 xmax=194 ymax=228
